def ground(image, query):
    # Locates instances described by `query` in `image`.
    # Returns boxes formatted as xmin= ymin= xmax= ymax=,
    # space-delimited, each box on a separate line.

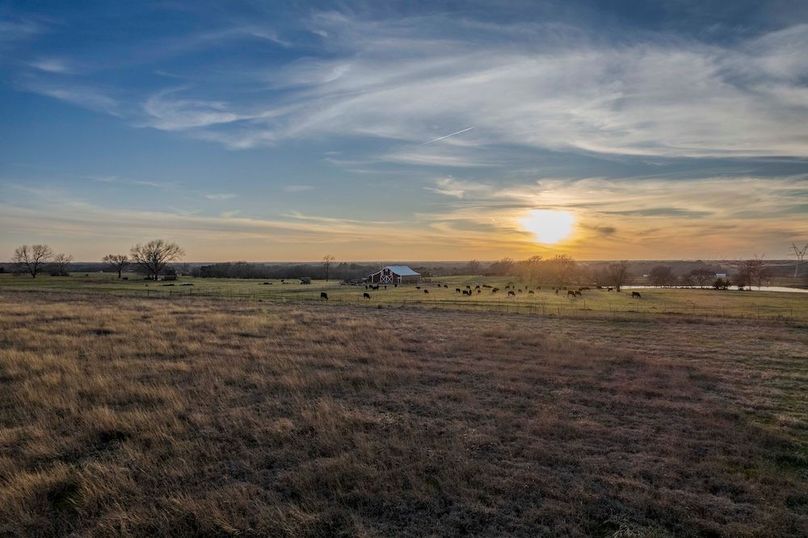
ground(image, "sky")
xmin=1 ymin=0 xmax=807 ymax=262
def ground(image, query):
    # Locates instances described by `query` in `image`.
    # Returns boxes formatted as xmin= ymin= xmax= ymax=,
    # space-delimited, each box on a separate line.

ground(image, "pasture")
xmin=0 ymin=291 xmax=806 ymax=536
xmin=0 ymin=272 xmax=806 ymax=321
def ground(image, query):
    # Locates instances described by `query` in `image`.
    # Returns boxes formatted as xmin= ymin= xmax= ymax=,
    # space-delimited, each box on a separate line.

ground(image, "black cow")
xmin=456 ymin=288 xmax=462 ymax=293
xmin=567 ymin=290 xmax=577 ymax=297
xmin=632 ymin=291 xmax=642 ymax=299
xmin=363 ymin=292 xmax=371 ymax=299
xmin=320 ymin=292 xmax=328 ymax=300
xmin=424 ymin=289 xmax=429 ymax=294
xmin=508 ymin=290 xmax=516 ymax=297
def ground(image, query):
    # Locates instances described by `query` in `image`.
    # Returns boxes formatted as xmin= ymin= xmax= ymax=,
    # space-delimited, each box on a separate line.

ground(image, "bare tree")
xmin=322 ymin=255 xmax=336 ymax=281
xmin=688 ymin=268 xmax=714 ymax=288
xmin=50 ymin=253 xmax=73 ymax=276
xmin=791 ymin=242 xmax=808 ymax=278
xmin=649 ymin=265 xmax=675 ymax=287
xmin=466 ymin=259 xmax=482 ymax=275
xmin=607 ymin=261 xmax=630 ymax=292
xmin=12 ymin=244 xmax=53 ymax=278
xmin=742 ymin=255 xmax=770 ymax=289
xmin=103 ymin=254 xmax=130 ymax=279
xmin=130 ymin=240 xmax=184 ymax=280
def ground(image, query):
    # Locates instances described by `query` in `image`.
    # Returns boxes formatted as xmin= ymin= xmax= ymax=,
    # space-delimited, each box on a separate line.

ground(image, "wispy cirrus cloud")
xmin=127 ymin=16 xmax=808 ymax=159
xmin=18 ymin=78 xmax=120 ymax=115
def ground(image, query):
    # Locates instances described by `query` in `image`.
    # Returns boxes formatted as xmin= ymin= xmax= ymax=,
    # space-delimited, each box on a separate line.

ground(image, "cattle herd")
xmin=317 ymin=281 xmax=644 ymax=301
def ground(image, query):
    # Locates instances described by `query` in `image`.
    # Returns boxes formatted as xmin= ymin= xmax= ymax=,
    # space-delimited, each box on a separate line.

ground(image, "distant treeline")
xmin=192 ymin=262 xmax=381 ymax=280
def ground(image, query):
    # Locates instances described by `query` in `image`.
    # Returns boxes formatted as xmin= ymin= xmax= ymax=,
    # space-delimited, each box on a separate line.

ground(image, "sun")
xmin=519 ymin=209 xmax=575 ymax=244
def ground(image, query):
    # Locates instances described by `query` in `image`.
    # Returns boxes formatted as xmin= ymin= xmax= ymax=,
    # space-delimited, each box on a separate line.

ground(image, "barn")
xmin=367 ymin=265 xmax=421 ymax=285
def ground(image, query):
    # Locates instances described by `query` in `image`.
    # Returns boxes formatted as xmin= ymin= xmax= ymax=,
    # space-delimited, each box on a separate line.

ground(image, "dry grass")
xmin=1 ymin=291 xmax=806 ymax=536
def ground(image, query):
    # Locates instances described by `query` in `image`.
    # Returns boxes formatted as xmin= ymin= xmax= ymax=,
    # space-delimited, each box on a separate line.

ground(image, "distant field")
xmin=1 ymin=291 xmax=806 ymax=536
xmin=1 ymin=272 xmax=807 ymax=321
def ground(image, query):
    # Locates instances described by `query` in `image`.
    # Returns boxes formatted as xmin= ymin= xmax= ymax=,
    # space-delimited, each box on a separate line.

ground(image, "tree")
xmin=130 ymin=240 xmax=184 ymax=280
xmin=713 ymin=277 xmax=730 ymax=290
xmin=649 ymin=265 xmax=675 ymax=287
xmin=742 ymin=256 xmax=770 ymax=289
xmin=544 ymin=254 xmax=578 ymax=287
xmin=103 ymin=254 xmax=130 ymax=279
xmin=465 ymin=259 xmax=481 ymax=275
xmin=486 ymin=257 xmax=514 ymax=276
xmin=12 ymin=244 xmax=53 ymax=278
xmin=791 ymin=242 xmax=808 ymax=278
xmin=607 ymin=261 xmax=630 ymax=292
xmin=50 ymin=253 xmax=73 ymax=276
xmin=322 ymin=255 xmax=335 ymax=281
xmin=516 ymin=255 xmax=543 ymax=285
xmin=688 ymin=268 xmax=714 ymax=288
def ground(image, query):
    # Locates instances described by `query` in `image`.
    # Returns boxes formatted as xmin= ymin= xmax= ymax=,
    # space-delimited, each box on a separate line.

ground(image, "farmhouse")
xmin=367 ymin=265 xmax=421 ymax=285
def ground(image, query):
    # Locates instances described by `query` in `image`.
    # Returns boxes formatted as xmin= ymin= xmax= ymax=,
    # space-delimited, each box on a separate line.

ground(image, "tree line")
xmin=479 ymin=255 xmax=775 ymax=290
xmin=10 ymin=240 xmax=184 ymax=280
xmin=6 ymin=241 xmax=786 ymax=290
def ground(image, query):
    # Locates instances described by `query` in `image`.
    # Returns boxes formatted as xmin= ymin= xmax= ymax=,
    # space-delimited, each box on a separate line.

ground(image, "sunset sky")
xmin=1 ymin=0 xmax=807 ymax=261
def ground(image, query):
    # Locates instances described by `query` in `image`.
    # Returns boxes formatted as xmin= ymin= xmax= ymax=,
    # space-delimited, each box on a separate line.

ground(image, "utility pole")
xmin=792 ymin=243 xmax=808 ymax=278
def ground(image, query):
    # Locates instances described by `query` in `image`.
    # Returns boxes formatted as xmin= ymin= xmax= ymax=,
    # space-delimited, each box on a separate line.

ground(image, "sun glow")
xmin=520 ymin=209 xmax=575 ymax=244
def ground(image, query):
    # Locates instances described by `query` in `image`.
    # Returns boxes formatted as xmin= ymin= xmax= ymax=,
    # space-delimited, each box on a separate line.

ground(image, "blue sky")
xmin=1 ymin=0 xmax=807 ymax=261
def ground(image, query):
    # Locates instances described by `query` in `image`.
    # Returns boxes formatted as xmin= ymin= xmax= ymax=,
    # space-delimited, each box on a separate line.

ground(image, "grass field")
xmin=1 ymin=290 xmax=807 ymax=536
xmin=1 ymin=272 xmax=807 ymax=321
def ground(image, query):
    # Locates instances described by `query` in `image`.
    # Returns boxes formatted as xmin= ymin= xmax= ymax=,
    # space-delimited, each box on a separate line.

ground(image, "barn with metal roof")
xmin=367 ymin=265 xmax=421 ymax=285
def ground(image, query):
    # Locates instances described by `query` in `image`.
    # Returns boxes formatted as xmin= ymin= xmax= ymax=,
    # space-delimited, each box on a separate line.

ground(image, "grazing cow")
xmin=444 ymin=284 xmax=448 ymax=288
xmin=477 ymin=289 xmax=481 ymax=294
xmin=456 ymin=288 xmax=462 ymax=293
xmin=537 ymin=286 xmax=542 ymax=290
xmin=492 ymin=287 xmax=500 ymax=293
xmin=574 ymin=290 xmax=582 ymax=297
xmin=372 ymin=285 xmax=379 ymax=290
xmin=482 ymin=284 xmax=492 ymax=288
xmin=567 ymin=290 xmax=577 ymax=298
xmin=518 ymin=288 xmax=523 ymax=293
xmin=320 ymin=292 xmax=328 ymax=300
xmin=528 ymin=290 xmax=534 ymax=294
xmin=416 ymin=286 xmax=421 ymax=289
xmin=363 ymin=292 xmax=371 ymax=299
xmin=607 ymin=287 xmax=614 ymax=292
xmin=632 ymin=291 xmax=642 ymax=299
xmin=424 ymin=289 xmax=429 ymax=294
xmin=508 ymin=290 xmax=516 ymax=297
xmin=466 ymin=285 xmax=472 ymax=289
xmin=555 ymin=289 xmax=559 ymax=295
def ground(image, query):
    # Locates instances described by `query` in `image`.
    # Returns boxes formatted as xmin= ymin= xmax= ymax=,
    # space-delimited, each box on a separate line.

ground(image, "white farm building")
xmin=367 ymin=265 xmax=421 ymax=285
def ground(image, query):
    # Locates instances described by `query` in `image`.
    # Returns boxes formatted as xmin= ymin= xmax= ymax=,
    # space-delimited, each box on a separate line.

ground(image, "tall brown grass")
xmin=1 ymin=292 xmax=806 ymax=536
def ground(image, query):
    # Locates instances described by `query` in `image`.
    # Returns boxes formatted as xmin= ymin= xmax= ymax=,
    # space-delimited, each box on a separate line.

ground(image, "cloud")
xmin=14 ymin=11 xmax=808 ymax=160
xmin=28 ymin=58 xmax=75 ymax=74
xmin=0 ymin=17 xmax=43 ymax=46
xmin=131 ymin=16 xmax=808 ymax=158
xmin=19 ymin=78 xmax=119 ymax=115
xmin=143 ymin=89 xmax=249 ymax=130
xmin=426 ymin=177 xmax=492 ymax=198
xmin=204 ymin=193 xmax=237 ymax=200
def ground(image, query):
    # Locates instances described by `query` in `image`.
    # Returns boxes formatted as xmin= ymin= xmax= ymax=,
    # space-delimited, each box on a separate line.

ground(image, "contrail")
xmin=423 ymin=126 xmax=474 ymax=144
